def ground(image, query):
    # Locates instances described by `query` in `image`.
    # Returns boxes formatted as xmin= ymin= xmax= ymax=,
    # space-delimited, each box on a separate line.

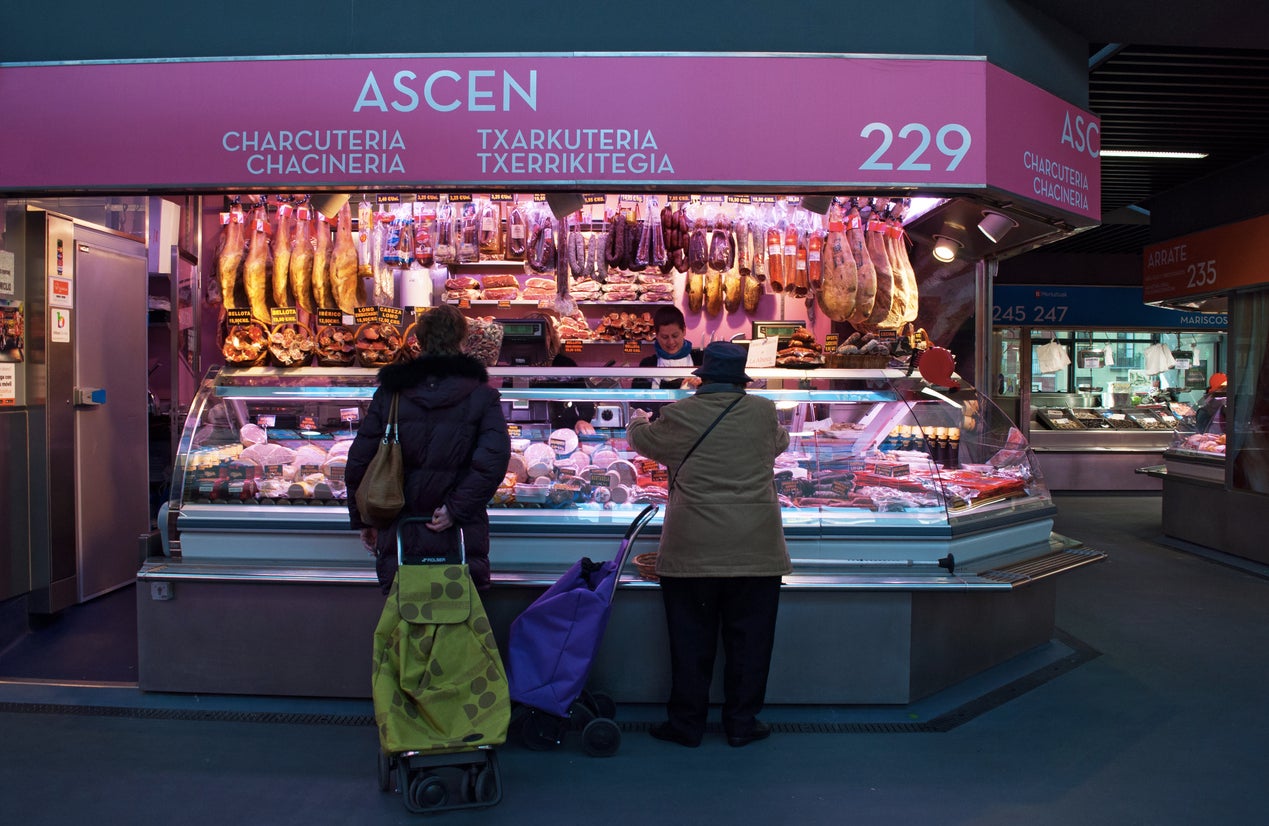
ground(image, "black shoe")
xmin=649 ymin=722 xmax=702 ymax=748
xmin=726 ymin=720 xmax=772 ymax=748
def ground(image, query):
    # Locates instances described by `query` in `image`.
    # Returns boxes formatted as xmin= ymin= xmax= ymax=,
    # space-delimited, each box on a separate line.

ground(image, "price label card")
xmin=339 ymin=407 xmax=359 ymax=423
xmin=256 ymin=414 xmax=276 ymax=428
xmin=269 ymin=307 xmax=298 ymax=325
xmin=507 ymin=424 xmax=522 ymax=437
xmin=263 ymin=463 xmax=286 ymax=479
xmin=226 ymin=309 xmax=254 ymax=325
xmin=588 ymin=470 xmax=613 ymax=487
xmin=316 ymin=309 xmax=344 ymax=326
xmin=624 ymin=341 xmax=643 ymax=354
xmin=354 ymin=306 xmax=378 ymax=324
xmin=563 ymin=341 xmax=583 ymax=353
xmin=635 ymin=458 xmax=661 ymax=475
xmin=299 ymin=464 xmax=322 ymax=477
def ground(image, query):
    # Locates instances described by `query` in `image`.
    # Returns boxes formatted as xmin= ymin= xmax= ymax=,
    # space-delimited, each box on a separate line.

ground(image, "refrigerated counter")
xmin=138 ymin=365 xmax=1104 ymax=702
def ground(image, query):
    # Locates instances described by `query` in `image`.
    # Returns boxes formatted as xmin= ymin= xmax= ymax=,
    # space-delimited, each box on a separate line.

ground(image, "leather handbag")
xmin=356 ymin=392 xmax=405 ymax=528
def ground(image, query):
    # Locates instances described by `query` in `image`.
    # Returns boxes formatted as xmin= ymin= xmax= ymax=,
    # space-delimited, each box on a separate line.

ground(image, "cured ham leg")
xmin=216 ymin=209 xmax=246 ymax=311
xmin=845 ymin=202 xmax=877 ymax=326
xmin=816 ymin=202 xmax=858 ymax=322
xmin=243 ymin=207 xmax=271 ymax=323
xmin=332 ymin=203 xmax=362 ymax=314
xmin=289 ymin=208 xmax=316 ymax=313
xmin=862 ymin=216 xmax=895 ymax=329
xmin=272 ymin=206 xmax=293 ymax=307
xmin=312 ymin=214 xmax=334 ymax=309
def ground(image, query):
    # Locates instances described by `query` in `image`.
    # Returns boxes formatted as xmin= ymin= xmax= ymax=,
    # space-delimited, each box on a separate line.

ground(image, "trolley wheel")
xmin=589 ymin=691 xmax=618 ymax=720
xmin=470 ymin=764 xmax=498 ymax=803
xmin=376 ymin=749 xmax=394 ymax=793
xmin=520 ymin=710 xmax=564 ymax=751
xmin=582 ymin=717 xmax=621 ymax=758
xmin=406 ymin=772 xmax=448 ymax=811
xmin=568 ymin=699 xmax=597 ymax=731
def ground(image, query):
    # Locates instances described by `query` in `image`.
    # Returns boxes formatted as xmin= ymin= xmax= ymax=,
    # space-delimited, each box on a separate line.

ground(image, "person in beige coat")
xmin=626 ymin=341 xmax=791 ymax=748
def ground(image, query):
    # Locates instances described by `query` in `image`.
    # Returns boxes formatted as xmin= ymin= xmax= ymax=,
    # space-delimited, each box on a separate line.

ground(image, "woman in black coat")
xmin=346 ymin=305 xmax=511 ymax=593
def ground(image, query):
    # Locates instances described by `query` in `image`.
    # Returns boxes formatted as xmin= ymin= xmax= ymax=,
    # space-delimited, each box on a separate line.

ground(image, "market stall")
xmin=1142 ymin=214 xmax=1269 ymax=565
xmin=1 ymin=53 xmax=1107 ymax=700
xmin=990 ymin=285 xmax=1227 ymax=491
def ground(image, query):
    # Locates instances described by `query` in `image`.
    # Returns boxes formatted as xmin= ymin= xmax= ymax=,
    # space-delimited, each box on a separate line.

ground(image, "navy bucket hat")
xmin=692 ymin=341 xmax=752 ymax=385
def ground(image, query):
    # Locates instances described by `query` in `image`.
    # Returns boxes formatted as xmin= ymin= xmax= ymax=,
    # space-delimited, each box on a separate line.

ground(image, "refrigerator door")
xmin=73 ymin=228 xmax=149 ymax=601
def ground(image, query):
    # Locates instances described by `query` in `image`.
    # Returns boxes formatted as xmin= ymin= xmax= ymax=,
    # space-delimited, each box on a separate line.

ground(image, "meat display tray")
xmin=1067 ymin=408 xmax=1111 ymax=429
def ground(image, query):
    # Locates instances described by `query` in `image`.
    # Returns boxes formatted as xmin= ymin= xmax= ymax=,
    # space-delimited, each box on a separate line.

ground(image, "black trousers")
xmin=657 ymin=575 xmax=782 ymax=738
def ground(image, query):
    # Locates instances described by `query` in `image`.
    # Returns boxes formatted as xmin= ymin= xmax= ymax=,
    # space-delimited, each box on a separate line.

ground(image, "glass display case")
xmin=165 ymin=364 xmax=1058 ymax=576
xmin=1163 ymin=391 xmax=1226 ymax=482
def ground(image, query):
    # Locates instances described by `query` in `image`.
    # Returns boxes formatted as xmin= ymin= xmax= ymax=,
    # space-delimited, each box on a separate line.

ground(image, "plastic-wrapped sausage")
xmin=708 ymin=229 xmax=729 ymax=271
xmin=568 ymin=222 xmax=587 ymax=279
xmin=506 ymin=206 xmax=528 ymax=260
xmin=736 ymin=221 xmax=752 ymax=276
xmin=604 ymin=214 xmax=625 ymax=269
xmin=766 ymin=227 xmax=784 ymax=291
xmin=688 ymin=227 xmax=709 ymax=274
xmin=651 ymin=210 xmax=668 ymax=267
xmin=807 ymin=229 xmax=824 ymax=289
xmin=633 ymin=219 xmax=651 ymax=270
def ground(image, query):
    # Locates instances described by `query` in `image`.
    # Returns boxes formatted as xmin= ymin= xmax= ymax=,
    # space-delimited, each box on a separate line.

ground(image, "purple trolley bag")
xmin=507 ymin=505 xmax=659 ymax=739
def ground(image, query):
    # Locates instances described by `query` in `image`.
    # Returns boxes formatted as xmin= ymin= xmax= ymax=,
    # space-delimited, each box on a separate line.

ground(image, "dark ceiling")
xmin=1025 ymin=24 xmax=1269 ymax=255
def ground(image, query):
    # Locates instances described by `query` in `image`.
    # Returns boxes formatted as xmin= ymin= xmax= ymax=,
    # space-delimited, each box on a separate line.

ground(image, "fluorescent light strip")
xmin=1099 ymin=150 xmax=1208 ymax=159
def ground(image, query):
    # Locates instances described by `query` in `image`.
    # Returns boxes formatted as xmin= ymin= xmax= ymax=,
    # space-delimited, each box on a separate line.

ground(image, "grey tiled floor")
xmin=2 ymin=494 xmax=1267 ymax=825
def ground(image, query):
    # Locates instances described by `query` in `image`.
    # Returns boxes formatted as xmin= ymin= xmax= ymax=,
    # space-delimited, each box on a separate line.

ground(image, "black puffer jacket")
xmin=346 ymin=354 xmax=511 ymax=593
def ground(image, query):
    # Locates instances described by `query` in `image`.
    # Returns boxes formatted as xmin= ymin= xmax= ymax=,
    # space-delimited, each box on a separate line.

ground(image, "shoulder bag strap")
xmin=669 ymin=395 xmax=744 ymax=492
xmin=383 ymin=392 xmax=400 ymax=445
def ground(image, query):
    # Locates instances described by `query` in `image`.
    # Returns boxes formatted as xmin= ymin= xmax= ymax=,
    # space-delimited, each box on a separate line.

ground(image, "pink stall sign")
xmin=0 ymin=53 xmax=1098 ymax=223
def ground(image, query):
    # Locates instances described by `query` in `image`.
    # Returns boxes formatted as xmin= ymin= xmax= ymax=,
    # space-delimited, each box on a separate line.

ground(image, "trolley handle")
xmin=615 ymin=504 xmax=660 ymax=575
xmin=396 ymin=516 xmax=466 ymax=567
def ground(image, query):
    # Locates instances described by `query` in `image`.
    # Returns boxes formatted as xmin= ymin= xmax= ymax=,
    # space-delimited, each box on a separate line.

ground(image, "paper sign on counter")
xmin=745 ymin=336 xmax=778 ymax=368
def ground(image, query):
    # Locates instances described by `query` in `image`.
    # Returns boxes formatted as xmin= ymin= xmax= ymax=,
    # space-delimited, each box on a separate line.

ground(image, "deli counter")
xmin=137 ymin=365 xmax=1104 ymax=703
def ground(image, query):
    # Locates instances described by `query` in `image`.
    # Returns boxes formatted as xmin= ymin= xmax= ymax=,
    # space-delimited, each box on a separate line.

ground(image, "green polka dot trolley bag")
xmin=372 ymin=519 xmax=508 ymax=814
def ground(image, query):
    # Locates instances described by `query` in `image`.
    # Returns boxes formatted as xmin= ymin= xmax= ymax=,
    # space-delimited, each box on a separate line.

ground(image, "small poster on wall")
xmin=0 ymin=299 xmax=23 ymax=362
xmin=0 ymin=250 xmax=15 ymax=296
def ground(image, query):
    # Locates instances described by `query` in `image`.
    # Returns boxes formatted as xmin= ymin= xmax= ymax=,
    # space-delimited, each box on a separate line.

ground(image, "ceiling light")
xmin=932 ymin=235 xmax=961 ymax=263
xmin=1099 ymin=150 xmax=1208 ymax=159
xmin=978 ymin=210 xmax=1019 ymax=244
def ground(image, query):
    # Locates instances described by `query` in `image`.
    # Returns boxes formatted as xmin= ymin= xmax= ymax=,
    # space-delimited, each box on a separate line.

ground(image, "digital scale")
xmin=496 ymin=318 xmax=550 ymax=365
xmin=751 ymin=320 xmax=807 ymax=348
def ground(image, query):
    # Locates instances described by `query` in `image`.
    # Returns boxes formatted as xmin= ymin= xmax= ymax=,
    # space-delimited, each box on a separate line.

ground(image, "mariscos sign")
xmin=0 ymin=53 xmax=1099 ymax=223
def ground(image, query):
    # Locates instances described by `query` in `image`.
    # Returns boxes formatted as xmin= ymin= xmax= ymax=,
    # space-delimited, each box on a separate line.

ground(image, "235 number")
xmin=1186 ymin=260 xmax=1217 ymax=289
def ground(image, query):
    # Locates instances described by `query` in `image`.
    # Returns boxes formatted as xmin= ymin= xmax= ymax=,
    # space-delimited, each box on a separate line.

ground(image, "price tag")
xmin=326 ymin=464 xmax=346 ymax=482
xmin=779 ymin=479 xmax=803 ymax=496
xmin=226 ymin=309 xmax=253 ymax=325
xmin=256 ymin=414 xmax=276 ymax=428
xmin=635 ymin=458 xmax=661 ymax=475
xmin=268 ymin=306 xmax=298 ymax=325
xmin=498 ymin=300 xmax=512 ymax=309
xmin=624 ymin=341 xmax=643 ymax=354
xmin=339 ymin=407 xmax=359 ymax=423
xmin=263 ymin=464 xmax=286 ymax=480
xmin=564 ymin=341 xmax=584 ymax=353
xmin=507 ymin=424 xmax=522 ymax=438
xmin=299 ymin=464 xmax=322 ymax=477
xmin=824 ymin=334 xmax=840 ymax=351
xmin=459 ymin=297 xmax=472 ymax=309
xmin=831 ymin=480 xmax=851 ymax=497
xmin=316 ymin=308 xmax=344 ymax=326
xmin=354 ymin=306 xmax=378 ymax=324
xmin=588 ymin=470 xmax=613 ymax=487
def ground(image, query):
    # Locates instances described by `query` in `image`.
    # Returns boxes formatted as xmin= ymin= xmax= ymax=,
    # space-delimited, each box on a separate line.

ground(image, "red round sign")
xmin=918 ymin=346 xmax=958 ymax=388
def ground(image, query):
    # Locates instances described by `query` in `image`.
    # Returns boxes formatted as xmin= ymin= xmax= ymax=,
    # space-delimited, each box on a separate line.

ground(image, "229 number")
xmin=1186 ymin=259 xmax=1217 ymax=289
xmin=859 ymin=122 xmax=973 ymax=172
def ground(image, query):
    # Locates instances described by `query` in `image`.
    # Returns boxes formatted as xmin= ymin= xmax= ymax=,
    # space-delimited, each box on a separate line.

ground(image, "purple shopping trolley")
xmin=507 ymin=504 xmax=659 ymax=757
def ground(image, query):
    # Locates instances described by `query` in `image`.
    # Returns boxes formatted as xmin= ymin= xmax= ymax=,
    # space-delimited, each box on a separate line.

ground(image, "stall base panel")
xmin=137 ymin=578 xmax=382 ymax=697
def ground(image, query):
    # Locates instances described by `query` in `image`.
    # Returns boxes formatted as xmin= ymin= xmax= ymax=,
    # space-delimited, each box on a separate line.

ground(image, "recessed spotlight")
xmin=932 ymin=235 xmax=961 ymax=263
xmin=978 ymin=211 xmax=1019 ymax=244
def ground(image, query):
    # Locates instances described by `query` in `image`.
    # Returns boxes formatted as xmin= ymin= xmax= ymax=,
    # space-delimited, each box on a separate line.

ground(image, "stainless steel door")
xmin=73 ymin=228 xmax=149 ymax=600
